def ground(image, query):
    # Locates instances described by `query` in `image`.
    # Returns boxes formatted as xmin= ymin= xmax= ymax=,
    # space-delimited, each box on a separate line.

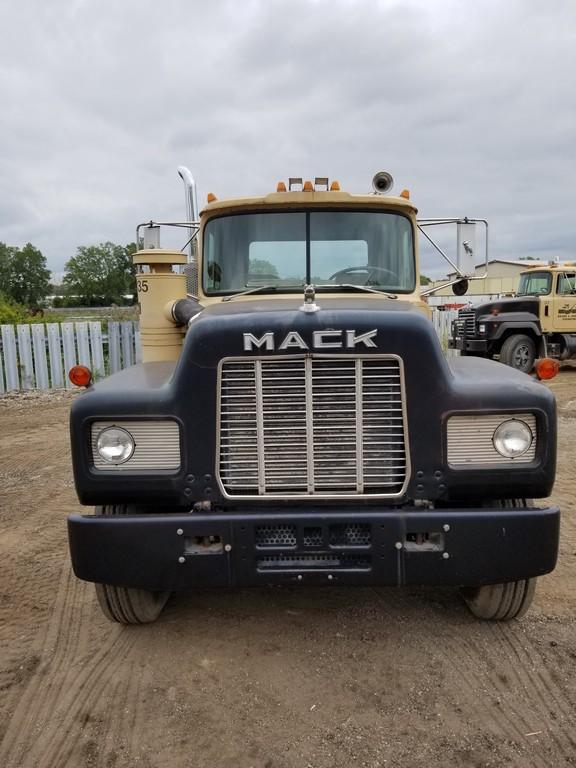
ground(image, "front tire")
xmin=94 ymin=505 xmax=170 ymax=624
xmin=499 ymin=334 xmax=535 ymax=372
xmin=462 ymin=578 xmax=536 ymax=620
xmin=461 ymin=499 xmax=537 ymax=620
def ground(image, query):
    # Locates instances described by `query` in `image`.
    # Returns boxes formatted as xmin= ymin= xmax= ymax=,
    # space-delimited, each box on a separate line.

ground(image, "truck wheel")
xmin=499 ymin=334 xmax=535 ymax=372
xmin=94 ymin=504 xmax=170 ymax=624
xmin=462 ymin=578 xmax=536 ymax=620
xmin=461 ymin=498 xmax=536 ymax=620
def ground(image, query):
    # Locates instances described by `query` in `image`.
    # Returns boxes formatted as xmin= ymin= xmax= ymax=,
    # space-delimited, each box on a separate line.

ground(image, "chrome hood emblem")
xmin=299 ymin=284 xmax=320 ymax=313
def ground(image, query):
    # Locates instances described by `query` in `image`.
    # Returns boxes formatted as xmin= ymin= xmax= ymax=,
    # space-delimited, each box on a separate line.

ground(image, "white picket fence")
xmin=0 ymin=312 xmax=459 ymax=393
xmin=434 ymin=309 xmax=459 ymax=357
xmin=0 ymin=321 xmax=141 ymax=393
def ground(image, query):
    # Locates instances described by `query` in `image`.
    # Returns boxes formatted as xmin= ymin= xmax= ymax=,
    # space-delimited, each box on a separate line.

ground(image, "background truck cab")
xmin=450 ymin=263 xmax=576 ymax=371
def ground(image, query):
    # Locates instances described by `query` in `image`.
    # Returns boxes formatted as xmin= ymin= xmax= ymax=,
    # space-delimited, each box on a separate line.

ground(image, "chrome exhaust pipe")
xmin=177 ymin=166 xmax=200 ymax=298
xmin=177 ymin=165 xmax=199 ymax=222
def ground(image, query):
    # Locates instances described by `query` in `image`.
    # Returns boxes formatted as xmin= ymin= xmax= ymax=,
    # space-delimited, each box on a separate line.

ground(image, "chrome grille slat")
xmin=218 ymin=355 xmax=408 ymax=498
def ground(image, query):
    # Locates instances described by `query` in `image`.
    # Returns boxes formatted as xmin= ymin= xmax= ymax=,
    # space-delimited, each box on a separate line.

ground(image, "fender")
xmin=477 ymin=314 xmax=542 ymax=343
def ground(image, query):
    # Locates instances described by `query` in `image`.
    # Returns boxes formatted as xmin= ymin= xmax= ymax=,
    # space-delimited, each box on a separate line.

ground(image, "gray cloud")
xmin=1 ymin=0 xmax=575 ymax=278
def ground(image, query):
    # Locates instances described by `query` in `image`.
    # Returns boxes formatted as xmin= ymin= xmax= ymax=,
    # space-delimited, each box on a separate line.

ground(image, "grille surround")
xmin=216 ymin=354 xmax=410 ymax=499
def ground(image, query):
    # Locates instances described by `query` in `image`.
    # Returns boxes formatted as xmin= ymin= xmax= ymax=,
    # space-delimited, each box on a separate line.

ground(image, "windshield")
xmin=517 ymin=271 xmax=552 ymax=296
xmin=202 ymin=210 xmax=415 ymax=295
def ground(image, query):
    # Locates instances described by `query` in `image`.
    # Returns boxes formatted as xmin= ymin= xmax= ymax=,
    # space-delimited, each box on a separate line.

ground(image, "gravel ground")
xmin=0 ymin=372 xmax=574 ymax=768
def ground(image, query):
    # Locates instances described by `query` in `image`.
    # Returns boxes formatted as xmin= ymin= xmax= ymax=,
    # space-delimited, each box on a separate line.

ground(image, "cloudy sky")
xmin=1 ymin=0 xmax=575 ymax=280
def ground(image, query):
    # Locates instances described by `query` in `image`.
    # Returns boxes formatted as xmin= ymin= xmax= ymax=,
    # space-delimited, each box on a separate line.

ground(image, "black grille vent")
xmin=255 ymin=525 xmax=297 ymax=548
xmin=329 ymin=523 xmax=371 ymax=547
xmin=257 ymin=553 xmax=371 ymax=570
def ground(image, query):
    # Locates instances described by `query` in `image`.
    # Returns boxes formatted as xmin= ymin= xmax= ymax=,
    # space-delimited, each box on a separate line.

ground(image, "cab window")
xmin=557 ymin=273 xmax=576 ymax=295
xmin=517 ymin=272 xmax=551 ymax=296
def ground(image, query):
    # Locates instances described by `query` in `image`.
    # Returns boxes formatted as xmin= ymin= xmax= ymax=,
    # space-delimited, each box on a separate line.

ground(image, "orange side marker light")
xmin=69 ymin=365 xmax=92 ymax=387
xmin=534 ymin=358 xmax=559 ymax=380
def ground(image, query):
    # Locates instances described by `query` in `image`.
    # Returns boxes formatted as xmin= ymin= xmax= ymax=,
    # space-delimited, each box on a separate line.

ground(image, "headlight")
xmin=96 ymin=426 xmax=135 ymax=464
xmin=478 ymin=323 xmax=486 ymax=333
xmin=493 ymin=420 xmax=533 ymax=458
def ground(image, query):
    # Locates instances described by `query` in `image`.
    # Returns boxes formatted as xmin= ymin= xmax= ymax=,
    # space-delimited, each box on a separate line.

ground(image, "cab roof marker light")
xmin=303 ymin=180 xmax=314 ymax=192
xmin=400 ymin=189 xmax=410 ymax=199
xmin=330 ymin=180 xmax=340 ymax=191
xmin=207 ymin=192 xmax=217 ymax=203
xmin=276 ymin=181 xmax=287 ymax=192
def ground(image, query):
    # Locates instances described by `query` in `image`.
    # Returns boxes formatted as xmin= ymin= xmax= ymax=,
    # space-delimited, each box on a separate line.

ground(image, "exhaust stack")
xmin=177 ymin=165 xmax=200 ymax=297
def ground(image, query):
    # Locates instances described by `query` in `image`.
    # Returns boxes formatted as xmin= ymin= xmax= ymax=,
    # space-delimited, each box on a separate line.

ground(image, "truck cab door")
xmin=551 ymin=271 xmax=576 ymax=331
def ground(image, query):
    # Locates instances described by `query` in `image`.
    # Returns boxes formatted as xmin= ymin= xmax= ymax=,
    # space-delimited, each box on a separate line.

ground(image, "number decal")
xmin=137 ymin=279 xmax=149 ymax=293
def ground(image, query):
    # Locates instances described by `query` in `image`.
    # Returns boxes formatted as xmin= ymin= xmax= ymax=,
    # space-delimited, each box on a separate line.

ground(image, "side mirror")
xmin=452 ymin=279 xmax=469 ymax=296
xmin=456 ymin=220 xmax=476 ymax=277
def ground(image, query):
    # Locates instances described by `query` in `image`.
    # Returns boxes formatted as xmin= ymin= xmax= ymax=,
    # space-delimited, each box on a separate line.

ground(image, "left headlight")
xmin=493 ymin=419 xmax=533 ymax=458
xmin=96 ymin=426 xmax=135 ymax=464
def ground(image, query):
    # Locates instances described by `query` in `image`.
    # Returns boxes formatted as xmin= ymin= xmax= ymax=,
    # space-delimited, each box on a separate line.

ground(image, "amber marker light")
xmin=400 ymin=189 xmax=410 ymax=199
xmin=534 ymin=358 xmax=560 ymax=381
xmin=69 ymin=365 xmax=92 ymax=387
xmin=207 ymin=192 xmax=217 ymax=203
xmin=277 ymin=181 xmax=287 ymax=192
xmin=303 ymin=180 xmax=314 ymax=191
xmin=330 ymin=181 xmax=340 ymax=191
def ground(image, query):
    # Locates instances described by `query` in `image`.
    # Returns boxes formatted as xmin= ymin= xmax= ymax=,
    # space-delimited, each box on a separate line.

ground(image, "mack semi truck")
xmin=67 ymin=171 xmax=560 ymax=624
xmin=450 ymin=262 xmax=576 ymax=372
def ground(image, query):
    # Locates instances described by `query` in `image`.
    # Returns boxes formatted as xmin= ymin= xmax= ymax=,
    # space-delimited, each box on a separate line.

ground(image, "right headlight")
xmin=96 ymin=426 xmax=135 ymax=464
xmin=492 ymin=419 xmax=533 ymax=458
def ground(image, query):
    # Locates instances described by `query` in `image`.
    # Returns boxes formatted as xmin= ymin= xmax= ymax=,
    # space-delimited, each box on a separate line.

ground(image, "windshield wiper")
xmin=317 ymin=283 xmax=398 ymax=299
xmin=222 ymin=284 xmax=302 ymax=302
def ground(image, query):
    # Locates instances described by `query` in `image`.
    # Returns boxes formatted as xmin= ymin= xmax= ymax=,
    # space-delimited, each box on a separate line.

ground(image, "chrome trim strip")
xmin=355 ymin=358 xmax=364 ymax=494
xmin=304 ymin=357 xmax=315 ymax=494
xmin=254 ymin=360 xmax=266 ymax=494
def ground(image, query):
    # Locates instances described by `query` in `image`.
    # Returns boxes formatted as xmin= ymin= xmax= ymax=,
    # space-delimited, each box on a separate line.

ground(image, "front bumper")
xmin=449 ymin=337 xmax=488 ymax=352
xmin=68 ymin=506 xmax=560 ymax=590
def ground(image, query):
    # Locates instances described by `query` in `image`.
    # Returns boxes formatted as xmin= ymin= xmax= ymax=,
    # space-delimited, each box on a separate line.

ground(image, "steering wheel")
xmin=329 ymin=265 xmax=398 ymax=285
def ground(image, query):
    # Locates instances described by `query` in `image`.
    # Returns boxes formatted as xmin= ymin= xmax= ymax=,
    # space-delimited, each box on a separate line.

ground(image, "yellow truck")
xmin=450 ymin=263 xmax=576 ymax=371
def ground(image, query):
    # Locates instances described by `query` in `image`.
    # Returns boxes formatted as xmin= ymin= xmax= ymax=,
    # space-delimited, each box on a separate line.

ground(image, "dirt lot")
xmin=0 ymin=374 xmax=575 ymax=768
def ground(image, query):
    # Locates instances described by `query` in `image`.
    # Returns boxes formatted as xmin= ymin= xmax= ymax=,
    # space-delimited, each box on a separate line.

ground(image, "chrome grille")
xmin=456 ymin=308 xmax=476 ymax=337
xmin=218 ymin=356 xmax=408 ymax=498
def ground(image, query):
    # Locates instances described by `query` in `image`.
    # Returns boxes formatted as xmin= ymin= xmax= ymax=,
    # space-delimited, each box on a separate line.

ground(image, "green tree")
xmin=248 ymin=258 xmax=279 ymax=277
xmin=420 ymin=274 xmax=432 ymax=285
xmin=0 ymin=242 xmax=51 ymax=306
xmin=63 ymin=242 xmax=137 ymax=305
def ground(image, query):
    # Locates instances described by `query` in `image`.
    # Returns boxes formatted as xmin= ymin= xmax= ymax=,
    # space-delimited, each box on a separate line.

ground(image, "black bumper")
xmin=449 ymin=337 xmax=488 ymax=352
xmin=68 ymin=506 xmax=560 ymax=591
